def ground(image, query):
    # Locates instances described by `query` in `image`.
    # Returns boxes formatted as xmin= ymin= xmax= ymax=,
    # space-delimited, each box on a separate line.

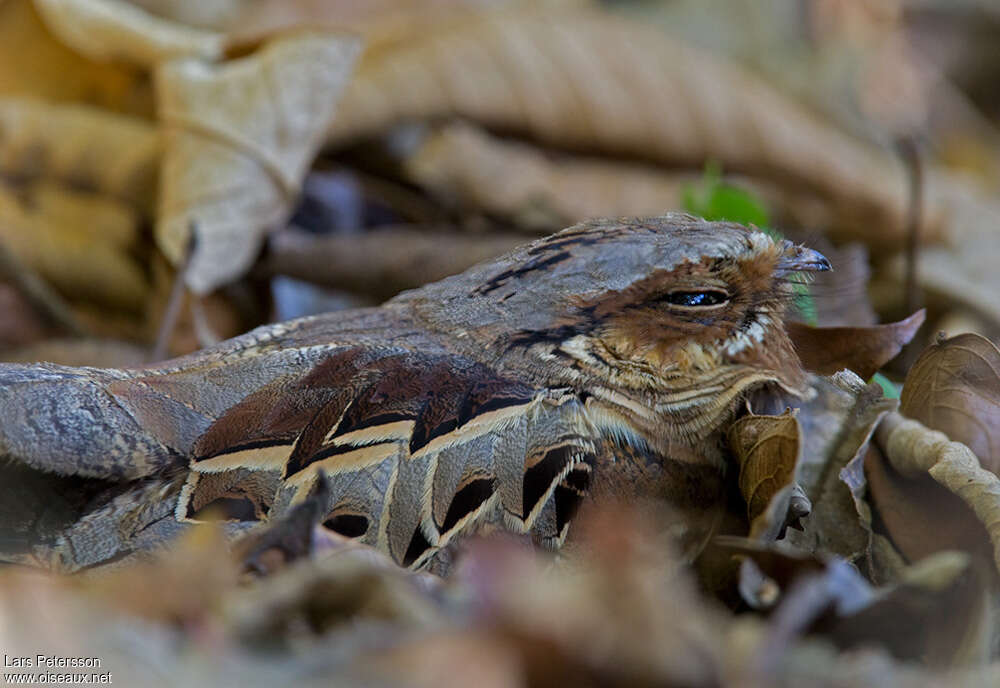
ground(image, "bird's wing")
xmin=181 ymin=345 xmax=598 ymax=568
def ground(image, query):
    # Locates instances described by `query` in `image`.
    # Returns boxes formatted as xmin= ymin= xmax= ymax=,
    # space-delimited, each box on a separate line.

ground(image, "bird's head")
xmin=403 ymin=213 xmax=830 ymax=446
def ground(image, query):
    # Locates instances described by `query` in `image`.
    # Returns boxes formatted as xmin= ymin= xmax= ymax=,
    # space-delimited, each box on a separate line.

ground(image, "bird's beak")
xmin=776 ymin=241 xmax=832 ymax=276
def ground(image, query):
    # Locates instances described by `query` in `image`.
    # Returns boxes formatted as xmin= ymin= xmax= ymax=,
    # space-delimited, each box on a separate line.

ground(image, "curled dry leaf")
xmin=399 ymin=122 xmax=894 ymax=237
xmin=727 ymin=410 xmax=810 ymax=541
xmin=864 ymin=443 xmax=993 ymax=575
xmin=34 ymin=0 xmax=224 ymax=67
xmin=0 ymin=183 xmax=148 ymax=311
xmin=866 ymin=333 xmax=1000 ymax=569
xmin=900 ymin=332 xmax=1000 ymax=474
xmin=780 ymin=372 xmax=897 ymax=563
xmin=786 ymin=309 xmax=925 ymax=380
xmin=327 ymin=7 xmax=930 ymax=247
xmin=399 ymin=121 xmax=691 ymax=229
xmin=0 ymin=98 xmax=161 ymax=212
xmin=156 ymin=32 xmax=362 ymax=293
xmin=877 ymin=412 xmax=1000 ymax=574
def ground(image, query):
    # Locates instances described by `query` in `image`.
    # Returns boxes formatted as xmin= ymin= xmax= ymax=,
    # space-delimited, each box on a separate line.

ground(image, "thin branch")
xmin=151 ymin=225 xmax=198 ymax=362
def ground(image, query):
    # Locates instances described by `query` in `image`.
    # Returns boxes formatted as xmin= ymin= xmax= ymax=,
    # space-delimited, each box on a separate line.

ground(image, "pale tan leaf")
xmin=225 ymin=0 xmax=578 ymax=50
xmin=155 ymin=32 xmax=361 ymax=293
xmin=327 ymin=8 xmax=931 ymax=246
xmin=34 ymin=0 xmax=224 ymax=67
xmin=0 ymin=98 xmax=161 ymax=213
xmin=877 ymin=412 xmax=1000 ymax=574
xmin=0 ymin=183 xmax=148 ymax=311
xmin=398 ymin=121 xmax=885 ymax=236
xmin=0 ymin=0 xmax=151 ymax=113
xmin=400 ymin=121 xmax=689 ymax=229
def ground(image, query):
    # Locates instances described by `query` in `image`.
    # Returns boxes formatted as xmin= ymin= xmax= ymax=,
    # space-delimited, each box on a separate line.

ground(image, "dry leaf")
xmin=1 ymin=338 xmax=150 ymax=367
xmin=0 ymin=284 xmax=52 ymax=350
xmin=786 ymin=309 xmax=925 ymax=380
xmin=398 ymin=122 xmax=890 ymax=237
xmin=779 ymin=372 xmax=897 ymax=563
xmin=727 ymin=410 xmax=810 ymax=541
xmin=34 ymin=0 xmax=224 ymax=67
xmin=0 ymin=182 xmax=148 ymax=310
xmin=266 ymin=226 xmax=527 ymax=299
xmin=156 ymin=32 xmax=361 ymax=293
xmin=900 ymin=332 xmax=1000 ymax=474
xmin=327 ymin=7 xmax=929 ymax=247
xmin=0 ymin=0 xmax=151 ymax=114
xmin=0 ymin=98 xmax=161 ymax=212
xmin=225 ymin=0 xmax=568 ymax=50
xmin=864 ymin=443 xmax=993 ymax=569
xmin=877 ymin=411 xmax=1000 ymax=574
xmin=399 ymin=120 xmax=690 ymax=229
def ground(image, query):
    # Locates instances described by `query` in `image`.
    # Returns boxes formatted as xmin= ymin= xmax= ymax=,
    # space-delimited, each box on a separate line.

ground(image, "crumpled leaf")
xmin=327 ymin=7 xmax=929 ymax=246
xmin=900 ymin=332 xmax=1000 ymax=474
xmin=155 ymin=31 xmax=361 ymax=293
xmin=0 ymin=98 xmax=161 ymax=212
xmin=774 ymin=372 xmax=898 ymax=564
xmin=877 ymin=412 xmax=1000 ymax=574
xmin=727 ymin=410 xmax=810 ymax=541
xmin=864 ymin=444 xmax=993 ymax=570
xmin=0 ymin=0 xmax=151 ymax=114
xmin=866 ymin=334 xmax=1000 ymax=570
xmin=786 ymin=310 xmax=925 ymax=380
xmin=0 ymin=182 xmax=148 ymax=310
xmin=34 ymin=0 xmax=224 ymax=68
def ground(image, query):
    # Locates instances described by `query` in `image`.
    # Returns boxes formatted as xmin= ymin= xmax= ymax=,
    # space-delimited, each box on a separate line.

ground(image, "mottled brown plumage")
xmin=0 ymin=213 xmax=828 ymax=572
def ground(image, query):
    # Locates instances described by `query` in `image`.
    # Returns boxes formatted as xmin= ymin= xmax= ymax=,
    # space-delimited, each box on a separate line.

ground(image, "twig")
xmin=0 ymin=237 xmax=85 ymax=336
xmin=896 ymin=136 xmax=923 ymax=316
xmin=151 ymin=225 xmax=198 ymax=362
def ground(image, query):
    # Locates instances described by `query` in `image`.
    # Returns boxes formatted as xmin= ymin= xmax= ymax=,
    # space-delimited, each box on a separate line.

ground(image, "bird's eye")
xmin=662 ymin=289 xmax=730 ymax=307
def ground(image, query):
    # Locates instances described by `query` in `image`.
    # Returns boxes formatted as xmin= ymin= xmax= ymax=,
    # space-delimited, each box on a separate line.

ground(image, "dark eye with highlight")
xmin=662 ymin=289 xmax=730 ymax=307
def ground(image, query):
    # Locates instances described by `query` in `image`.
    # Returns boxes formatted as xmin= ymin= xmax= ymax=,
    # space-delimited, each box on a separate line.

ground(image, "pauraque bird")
xmin=0 ymin=213 xmax=829 ymax=573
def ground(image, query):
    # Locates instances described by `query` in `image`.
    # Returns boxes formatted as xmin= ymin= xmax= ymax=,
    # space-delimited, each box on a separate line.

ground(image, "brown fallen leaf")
xmin=786 ymin=310 xmax=926 ymax=380
xmin=34 ymin=0 xmax=224 ymax=68
xmin=156 ymin=31 xmax=361 ymax=293
xmin=0 ymin=0 xmax=152 ymax=114
xmin=397 ymin=121 xmax=903 ymax=239
xmin=864 ymin=443 xmax=993 ymax=570
xmin=327 ymin=7 xmax=931 ymax=247
xmin=727 ymin=410 xmax=810 ymax=541
xmin=876 ymin=412 xmax=1000 ymax=574
xmin=779 ymin=372 xmax=898 ymax=564
xmin=0 ymin=182 xmax=149 ymax=311
xmin=900 ymin=332 xmax=1000 ymax=474
xmin=0 ymin=98 xmax=161 ymax=213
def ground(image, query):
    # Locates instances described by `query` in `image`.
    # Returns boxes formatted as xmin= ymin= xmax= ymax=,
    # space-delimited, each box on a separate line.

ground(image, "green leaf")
xmin=870 ymin=372 xmax=901 ymax=399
